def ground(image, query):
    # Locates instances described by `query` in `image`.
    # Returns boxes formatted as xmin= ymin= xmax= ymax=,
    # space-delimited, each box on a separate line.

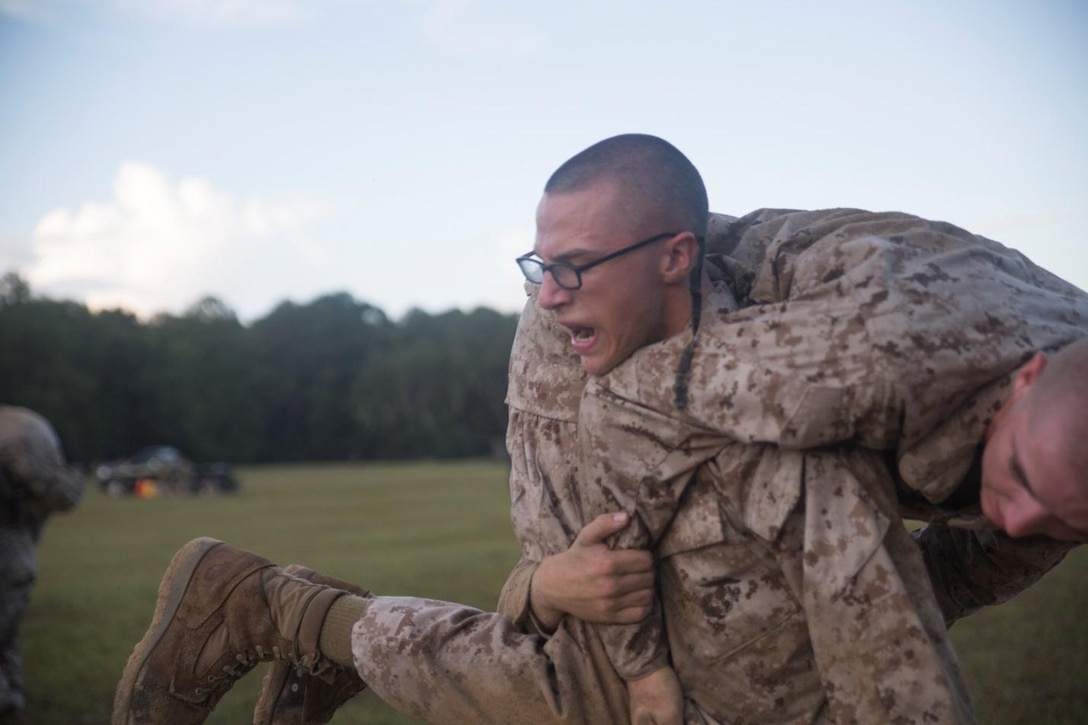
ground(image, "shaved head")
xmin=1024 ymin=337 xmax=1088 ymax=473
xmin=981 ymin=336 xmax=1088 ymax=540
xmin=545 ymin=134 xmax=709 ymax=240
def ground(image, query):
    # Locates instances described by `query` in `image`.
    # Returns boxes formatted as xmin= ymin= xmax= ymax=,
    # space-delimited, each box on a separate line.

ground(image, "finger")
xmin=614 ymin=584 xmax=655 ymax=607
xmin=607 ymin=602 xmax=656 ymax=624
xmin=591 ymin=578 xmax=654 ymax=608
xmin=614 ymin=570 xmax=655 ymax=594
xmin=604 ymin=548 xmax=654 ymax=574
xmin=574 ymin=511 xmax=631 ymax=546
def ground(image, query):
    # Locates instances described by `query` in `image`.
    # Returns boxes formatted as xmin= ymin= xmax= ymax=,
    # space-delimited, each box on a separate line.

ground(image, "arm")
xmin=649 ymin=212 xmax=1088 ymax=471
xmin=789 ymin=448 xmax=974 ymax=723
xmin=627 ymin=667 xmax=684 ymax=725
xmin=576 ymin=381 xmax=724 ymax=682
xmin=497 ymin=529 xmax=681 ymax=725
xmin=497 ymin=514 xmax=656 ymax=635
xmin=914 ymin=524 xmax=1078 ymax=626
xmin=495 ymin=554 xmax=541 ymax=631
xmin=528 ymin=513 xmax=656 ymax=631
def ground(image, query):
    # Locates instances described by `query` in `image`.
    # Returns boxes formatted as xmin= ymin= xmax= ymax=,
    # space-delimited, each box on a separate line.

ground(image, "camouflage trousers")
xmin=351 ymin=597 xmax=633 ymax=724
xmin=350 ymin=596 xmax=769 ymax=724
xmin=0 ymin=580 xmax=31 ymax=714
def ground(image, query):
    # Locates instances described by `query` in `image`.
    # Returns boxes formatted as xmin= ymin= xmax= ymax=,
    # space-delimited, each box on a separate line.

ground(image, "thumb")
xmin=575 ymin=512 xmax=630 ymax=546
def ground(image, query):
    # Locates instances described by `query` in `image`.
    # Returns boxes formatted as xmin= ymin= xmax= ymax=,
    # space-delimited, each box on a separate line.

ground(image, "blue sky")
xmin=1 ymin=0 xmax=1085 ymax=322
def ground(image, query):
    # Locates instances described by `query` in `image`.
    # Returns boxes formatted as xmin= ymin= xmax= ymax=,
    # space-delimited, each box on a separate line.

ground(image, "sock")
xmin=319 ymin=594 xmax=368 ymax=667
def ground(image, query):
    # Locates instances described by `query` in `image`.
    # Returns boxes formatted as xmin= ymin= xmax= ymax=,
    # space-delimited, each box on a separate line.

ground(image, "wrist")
xmin=528 ymin=557 xmax=564 ymax=633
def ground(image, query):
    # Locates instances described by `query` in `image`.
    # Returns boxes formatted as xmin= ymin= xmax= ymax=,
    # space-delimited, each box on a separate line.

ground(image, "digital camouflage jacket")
xmin=505 ymin=208 xmax=1086 ymax=723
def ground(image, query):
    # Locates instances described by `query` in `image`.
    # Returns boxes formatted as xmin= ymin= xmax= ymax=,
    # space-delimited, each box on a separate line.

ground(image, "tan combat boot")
xmin=112 ymin=538 xmax=346 ymax=725
xmin=252 ymin=566 xmax=370 ymax=724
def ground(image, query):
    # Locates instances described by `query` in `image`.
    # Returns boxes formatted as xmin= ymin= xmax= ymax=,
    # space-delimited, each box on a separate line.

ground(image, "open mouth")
xmin=568 ymin=326 xmax=597 ymax=353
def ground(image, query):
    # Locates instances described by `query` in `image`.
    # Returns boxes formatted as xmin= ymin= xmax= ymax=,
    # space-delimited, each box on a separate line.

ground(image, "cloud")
xmin=421 ymin=0 xmax=545 ymax=57
xmin=24 ymin=161 xmax=333 ymax=320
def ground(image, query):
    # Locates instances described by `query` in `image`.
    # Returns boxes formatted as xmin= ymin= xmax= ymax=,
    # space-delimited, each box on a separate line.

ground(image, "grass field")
xmin=24 ymin=461 xmax=1088 ymax=724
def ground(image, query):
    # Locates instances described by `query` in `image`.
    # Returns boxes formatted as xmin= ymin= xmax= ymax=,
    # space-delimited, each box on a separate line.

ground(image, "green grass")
xmin=26 ymin=461 xmax=519 ymax=724
xmin=24 ymin=461 xmax=1088 ymax=724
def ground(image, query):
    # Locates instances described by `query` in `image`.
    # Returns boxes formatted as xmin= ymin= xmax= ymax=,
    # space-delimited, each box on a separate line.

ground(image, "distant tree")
xmin=0 ymin=271 xmax=32 ymax=306
xmin=184 ymin=295 xmax=238 ymax=322
xmin=250 ymin=292 xmax=393 ymax=461
xmin=352 ymin=307 xmax=517 ymax=458
xmin=0 ymin=295 xmax=146 ymax=462
xmin=0 ymin=277 xmax=520 ymax=465
xmin=143 ymin=305 xmax=260 ymax=462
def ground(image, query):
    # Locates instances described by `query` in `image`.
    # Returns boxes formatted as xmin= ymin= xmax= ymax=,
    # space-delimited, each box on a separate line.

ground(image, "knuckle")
xmin=599 ymin=580 xmax=621 ymax=598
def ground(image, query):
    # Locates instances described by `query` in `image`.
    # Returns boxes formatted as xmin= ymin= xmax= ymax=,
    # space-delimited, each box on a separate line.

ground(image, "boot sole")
xmin=112 ymin=537 xmax=226 ymax=725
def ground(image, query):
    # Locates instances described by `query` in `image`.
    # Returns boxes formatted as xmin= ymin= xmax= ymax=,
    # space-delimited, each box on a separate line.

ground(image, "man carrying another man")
xmin=113 ymin=135 xmax=1086 ymax=724
xmin=507 ymin=136 xmax=1086 ymax=722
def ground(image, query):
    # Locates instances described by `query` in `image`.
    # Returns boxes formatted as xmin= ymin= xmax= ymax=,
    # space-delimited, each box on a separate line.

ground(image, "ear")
xmin=986 ymin=352 xmax=1049 ymax=443
xmin=660 ymin=232 xmax=699 ymax=284
xmin=1012 ymin=351 xmax=1048 ymax=398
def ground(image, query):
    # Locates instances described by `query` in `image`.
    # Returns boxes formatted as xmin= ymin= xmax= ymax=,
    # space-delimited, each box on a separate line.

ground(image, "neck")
xmin=662 ymin=290 xmax=696 ymax=338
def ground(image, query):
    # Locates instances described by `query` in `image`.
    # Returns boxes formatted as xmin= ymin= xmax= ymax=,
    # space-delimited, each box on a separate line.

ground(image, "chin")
xmin=577 ymin=351 xmax=608 ymax=376
xmin=584 ymin=353 xmax=628 ymax=377
xmin=580 ymin=359 xmax=607 ymax=376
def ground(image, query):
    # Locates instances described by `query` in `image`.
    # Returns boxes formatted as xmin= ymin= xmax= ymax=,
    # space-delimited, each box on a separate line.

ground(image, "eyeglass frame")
xmin=515 ymin=231 xmax=682 ymax=291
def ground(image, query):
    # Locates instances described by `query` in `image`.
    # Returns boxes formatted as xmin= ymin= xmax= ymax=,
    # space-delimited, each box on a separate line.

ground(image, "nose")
xmin=537 ymin=270 xmax=572 ymax=310
xmin=1002 ymin=495 xmax=1048 ymax=538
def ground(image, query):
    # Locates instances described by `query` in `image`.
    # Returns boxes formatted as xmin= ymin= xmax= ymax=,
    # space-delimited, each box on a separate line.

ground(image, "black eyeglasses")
xmin=516 ymin=231 xmax=679 ymax=290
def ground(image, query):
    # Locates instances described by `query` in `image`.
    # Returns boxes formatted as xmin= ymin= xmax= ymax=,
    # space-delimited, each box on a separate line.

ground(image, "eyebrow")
xmin=531 ymin=247 xmax=595 ymax=264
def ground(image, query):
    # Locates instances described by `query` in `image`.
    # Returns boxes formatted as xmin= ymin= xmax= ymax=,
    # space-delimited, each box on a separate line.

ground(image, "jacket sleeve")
xmin=496 ymin=554 xmax=555 ymax=635
xmin=577 ymin=379 xmax=726 ymax=681
xmin=913 ymin=524 xmax=1078 ymax=626
xmin=666 ymin=211 xmax=1088 ymax=476
xmin=788 ymin=447 xmax=975 ymax=724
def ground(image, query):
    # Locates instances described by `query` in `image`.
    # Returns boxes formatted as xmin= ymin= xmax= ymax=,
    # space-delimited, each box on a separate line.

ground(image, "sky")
xmin=1 ymin=0 xmax=1085 ymax=323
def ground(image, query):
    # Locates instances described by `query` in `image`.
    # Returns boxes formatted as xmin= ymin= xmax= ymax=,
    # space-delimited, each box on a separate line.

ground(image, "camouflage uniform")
xmin=351 ymin=210 xmax=1084 ymax=724
xmin=0 ymin=406 xmax=83 ymax=716
xmin=576 ymin=209 xmax=1086 ymax=721
xmin=349 ymin=298 xmax=634 ymax=724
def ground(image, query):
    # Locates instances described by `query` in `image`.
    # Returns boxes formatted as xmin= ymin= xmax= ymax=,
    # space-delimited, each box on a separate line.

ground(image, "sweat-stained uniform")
xmin=0 ymin=406 xmax=83 ymax=715
xmin=349 ymin=209 xmax=1084 ymax=724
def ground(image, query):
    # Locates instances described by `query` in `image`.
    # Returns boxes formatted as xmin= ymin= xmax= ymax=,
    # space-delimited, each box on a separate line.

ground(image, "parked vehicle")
xmin=95 ymin=445 xmax=238 ymax=497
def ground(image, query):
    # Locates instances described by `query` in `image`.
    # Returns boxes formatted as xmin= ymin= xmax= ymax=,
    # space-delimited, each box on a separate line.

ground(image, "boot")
xmin=253 ymin=566 xmax=370 ymax=724
xmin=112 ymin=538 xmax=345 ymax=725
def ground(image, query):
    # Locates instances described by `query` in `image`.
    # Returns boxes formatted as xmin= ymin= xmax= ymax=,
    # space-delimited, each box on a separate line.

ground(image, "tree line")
xmin=0 ymin=273 xmax=520 ymax=465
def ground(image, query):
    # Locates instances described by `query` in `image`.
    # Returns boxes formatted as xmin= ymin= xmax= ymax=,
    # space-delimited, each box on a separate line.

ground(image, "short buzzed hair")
xmin=548 ymin=134 xmax=710 ymax=408
xmin=1026 ymin=337 xmax=1088 ymax=473
xmin=545 ymin=134 xmax=709 ymax=239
